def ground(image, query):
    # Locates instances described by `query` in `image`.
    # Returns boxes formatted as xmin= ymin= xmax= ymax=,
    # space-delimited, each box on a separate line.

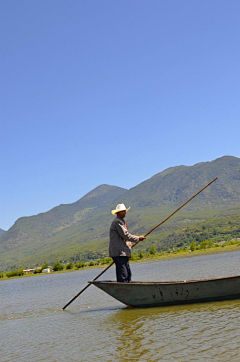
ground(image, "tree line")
xmin=1 ymin=238 xmax=240 ymax=279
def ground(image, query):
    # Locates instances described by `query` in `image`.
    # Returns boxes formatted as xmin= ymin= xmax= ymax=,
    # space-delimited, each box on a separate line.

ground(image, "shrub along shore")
xmin=1 ymin=239 xmax=240 ymax=281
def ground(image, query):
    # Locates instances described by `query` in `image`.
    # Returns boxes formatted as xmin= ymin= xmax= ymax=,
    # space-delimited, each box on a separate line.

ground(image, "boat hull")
xmin=90 ymin=275 xmax=240 ymax=308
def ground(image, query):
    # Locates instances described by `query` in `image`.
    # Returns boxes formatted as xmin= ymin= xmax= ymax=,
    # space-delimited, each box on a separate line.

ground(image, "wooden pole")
xmin=138 ymin=177 xmax=218 ymax=240
xmin=62 ymin=177 xmax=217 ymax=310
xmin=62 ymin=261 xmax=114 ymax=310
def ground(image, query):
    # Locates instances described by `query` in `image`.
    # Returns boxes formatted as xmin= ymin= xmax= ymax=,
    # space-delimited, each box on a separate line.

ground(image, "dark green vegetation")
xmin=52 ymin=261 xmax=64 ymax=271
xmin=1 ymin=156 xmax=240 ymax=271
xmin=5 ymin=269 xmax=24 ymax=278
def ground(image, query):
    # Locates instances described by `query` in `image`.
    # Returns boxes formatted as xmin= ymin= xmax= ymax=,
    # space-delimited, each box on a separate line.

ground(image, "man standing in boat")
xmin=109 ymin=204 xmax=146 ymax=282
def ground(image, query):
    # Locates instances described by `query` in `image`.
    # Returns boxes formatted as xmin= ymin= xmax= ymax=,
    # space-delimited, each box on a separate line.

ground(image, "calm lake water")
xmin=1 ymin=251 xmax=240 ymax=362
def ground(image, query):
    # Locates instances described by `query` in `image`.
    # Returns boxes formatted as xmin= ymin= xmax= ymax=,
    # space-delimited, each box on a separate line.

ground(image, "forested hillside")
xmin=1 ymin=156 xmax=240 ymax=271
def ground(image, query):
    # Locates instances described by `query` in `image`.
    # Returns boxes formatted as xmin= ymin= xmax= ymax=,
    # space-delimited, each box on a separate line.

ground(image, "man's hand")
xmin=138 ymin=235 xmax=146 ymax=241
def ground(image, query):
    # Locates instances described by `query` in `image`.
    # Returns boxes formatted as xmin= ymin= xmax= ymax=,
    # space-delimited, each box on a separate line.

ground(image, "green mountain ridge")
xmin=1 ymin=184 xmax=126 ymax=246
xmin=1 ymin=155 xmax=240 ymax=271
xmin=0 ymin=229 xmax=6 ymax=237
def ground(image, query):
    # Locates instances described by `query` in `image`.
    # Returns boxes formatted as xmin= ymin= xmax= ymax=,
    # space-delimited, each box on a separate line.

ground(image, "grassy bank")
xmin=1 ymin=242 xmax=240 ymax=281
xmin=132 ymin=243 xmax=240 ymax=262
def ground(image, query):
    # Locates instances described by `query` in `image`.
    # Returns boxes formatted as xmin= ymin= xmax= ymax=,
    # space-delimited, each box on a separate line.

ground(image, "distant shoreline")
xmin=1 ymin=244 xmax=240 ymax=281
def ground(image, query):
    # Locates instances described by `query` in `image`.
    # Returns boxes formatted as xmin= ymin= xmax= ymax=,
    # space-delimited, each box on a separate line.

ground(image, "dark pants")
xmin=112 ymin=256 xmax=132 ymax=283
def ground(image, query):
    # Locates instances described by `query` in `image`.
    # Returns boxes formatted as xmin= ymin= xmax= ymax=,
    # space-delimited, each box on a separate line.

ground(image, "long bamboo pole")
xmin=62 ymin=177 xmax=217 ymax=310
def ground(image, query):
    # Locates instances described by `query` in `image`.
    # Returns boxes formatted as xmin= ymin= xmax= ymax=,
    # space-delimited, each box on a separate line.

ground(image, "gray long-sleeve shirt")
xmin=109 ymin=216 xmax=140 ymax=257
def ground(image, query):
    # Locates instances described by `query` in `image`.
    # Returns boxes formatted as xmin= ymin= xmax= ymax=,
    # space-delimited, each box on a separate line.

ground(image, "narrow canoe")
xmin=90 ymin=275 xmax=240 ymax=308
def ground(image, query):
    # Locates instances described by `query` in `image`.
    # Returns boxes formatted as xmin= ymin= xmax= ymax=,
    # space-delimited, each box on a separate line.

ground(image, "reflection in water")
xmin=104 ymin=300 xmax=240 ymax=361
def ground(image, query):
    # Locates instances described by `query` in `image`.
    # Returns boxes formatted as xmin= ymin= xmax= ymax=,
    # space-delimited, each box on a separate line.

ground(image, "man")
xmin=109 ymin=203 xmax=146 ymax=282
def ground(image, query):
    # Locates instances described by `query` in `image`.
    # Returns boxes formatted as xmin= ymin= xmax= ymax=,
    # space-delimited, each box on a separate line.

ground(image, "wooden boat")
xmin=90 ymin=275 xmax=240 ymax=308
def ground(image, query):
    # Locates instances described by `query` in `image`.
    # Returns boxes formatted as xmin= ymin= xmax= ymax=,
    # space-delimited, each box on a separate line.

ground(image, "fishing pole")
xmin=62 ymin=177 xmax=217 ymax=310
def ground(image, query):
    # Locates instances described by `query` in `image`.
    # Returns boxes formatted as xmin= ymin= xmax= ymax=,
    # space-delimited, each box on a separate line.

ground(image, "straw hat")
xmin=111 ymin=203 xmax=130 ymax=215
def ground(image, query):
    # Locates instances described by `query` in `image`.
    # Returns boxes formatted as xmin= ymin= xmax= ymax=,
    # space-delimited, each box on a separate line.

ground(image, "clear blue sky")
xmin=1 ymin=0 xmax=240 ymax=231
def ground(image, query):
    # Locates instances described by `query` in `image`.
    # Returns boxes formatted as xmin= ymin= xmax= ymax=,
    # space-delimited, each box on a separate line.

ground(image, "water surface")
xmin=1 ymin=251 xmax=240 ymax=361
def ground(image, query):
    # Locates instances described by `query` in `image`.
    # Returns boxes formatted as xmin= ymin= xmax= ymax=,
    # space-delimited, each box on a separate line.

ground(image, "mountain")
xmin=0 ymin=229 xmax=6 ymax=237
xmin=1 ymin=155 xmax=240 ymax=271
xmin=1 ymin=184 xmax=127 ymax=245
xmin=118 ymin=156 xmax=240 ymax=209
xmin=0 ymin=185 xmax=127 ymax=270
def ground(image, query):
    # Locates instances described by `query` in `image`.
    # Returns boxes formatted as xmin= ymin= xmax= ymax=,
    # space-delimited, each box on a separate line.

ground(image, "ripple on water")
xmin=2 ymin=253 xmax=240 ymax=362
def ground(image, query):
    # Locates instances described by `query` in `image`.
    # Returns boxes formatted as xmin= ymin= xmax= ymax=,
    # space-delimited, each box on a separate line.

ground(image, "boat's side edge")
xmin=127 ymin=293 xmax=240 ymax=308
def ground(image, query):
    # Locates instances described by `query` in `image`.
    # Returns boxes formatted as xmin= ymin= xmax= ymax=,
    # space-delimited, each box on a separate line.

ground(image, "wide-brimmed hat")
xmin=111 ymin=203 xmax=130 ymax=215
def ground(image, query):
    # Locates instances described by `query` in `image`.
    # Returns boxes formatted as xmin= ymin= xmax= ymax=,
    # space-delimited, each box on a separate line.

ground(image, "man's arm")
xmin=115 ymin=221 xmax=146 ymax=243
